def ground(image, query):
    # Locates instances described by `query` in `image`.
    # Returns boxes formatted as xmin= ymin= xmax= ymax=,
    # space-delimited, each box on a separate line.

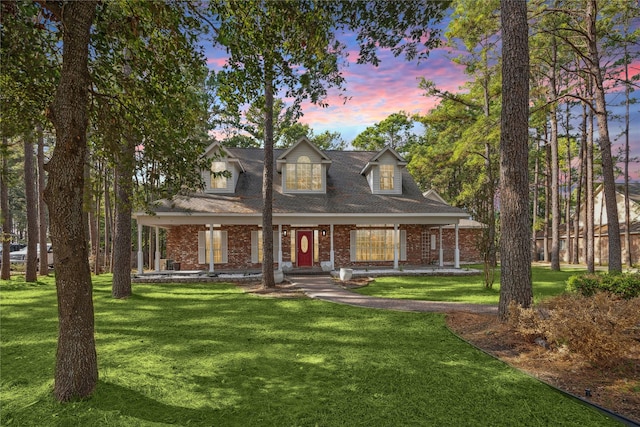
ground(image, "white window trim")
xmin=198 ymin=230 xmax=228 ymax=264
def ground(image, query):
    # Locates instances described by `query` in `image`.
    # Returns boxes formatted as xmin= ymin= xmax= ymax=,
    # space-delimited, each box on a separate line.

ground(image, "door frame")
xmin=296 ymin=230 xmax=314 ymax=267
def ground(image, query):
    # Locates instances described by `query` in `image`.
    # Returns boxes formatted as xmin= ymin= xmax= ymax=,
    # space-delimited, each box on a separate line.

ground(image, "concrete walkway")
xmin=288 ymin=274 xmax=498 ymax=315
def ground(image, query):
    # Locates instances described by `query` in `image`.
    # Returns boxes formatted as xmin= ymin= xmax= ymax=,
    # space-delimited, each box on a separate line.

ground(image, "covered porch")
xmin=133 ymin=212 xmax=467 ymax=275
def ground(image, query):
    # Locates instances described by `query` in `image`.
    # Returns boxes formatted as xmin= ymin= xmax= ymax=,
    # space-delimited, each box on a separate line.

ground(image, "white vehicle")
xmin=10 ymin=244 xmax=54 ymax=267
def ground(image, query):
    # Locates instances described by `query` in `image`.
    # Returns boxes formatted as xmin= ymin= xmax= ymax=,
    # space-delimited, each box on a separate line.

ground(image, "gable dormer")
xmin=277 ymin=137 xmax=332 ymax=193
xmin=360 ymin=147 xmax=407 ymax=195
xmin=202 ymin=142 xmax=245 ymax=194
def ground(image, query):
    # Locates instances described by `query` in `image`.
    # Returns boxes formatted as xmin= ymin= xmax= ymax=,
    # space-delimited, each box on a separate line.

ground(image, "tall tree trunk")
xmin=1 ymin=136 xmax=11 ymax=280
xmin=37 ymin=126 xmax=49 ymax=275
xmin=549 ymin=38 xmax=560 ymax=271
xmin=24 ymin=132 xmax=38 ymax=282
xmin=623 ymin=41 xmax=632 ymax=267
xmin=104 ymin=168 xmax=112 ymax=273
xmin=42 ymin=1 xmax=98 ymax=402
xmin=531 ymin=135 xmax=540 ymax=261
xmin=498 ymin=0 xmax=532 ymax=320
xmin=573 ymin=110 xmax=585 ymax=264
xmin=586 ymin=103 xmax=595 ymax=273
xmin=544 ymin=135 xmax=550 ymax=262
xmin=586 ymin=0 xmax=621 ymax=272
xmin=112 ymin=136 xmax=134 ymax=298
xmin=564 ymin=103 xmax=572 ymax=263
xmin=262 ymin=67 xmax=275 ymax=289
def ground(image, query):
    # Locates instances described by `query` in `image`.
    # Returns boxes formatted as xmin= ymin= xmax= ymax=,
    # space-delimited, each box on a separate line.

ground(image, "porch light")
xmin=322 ymin=229 xmax=327 ymax=236
xmin=283 ymin=229 xmax=288 ymax=237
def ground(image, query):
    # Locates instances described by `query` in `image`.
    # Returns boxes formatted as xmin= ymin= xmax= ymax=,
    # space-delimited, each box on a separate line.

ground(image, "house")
xmin=534 ymin=183 xmax=640 ymax=265
xmin=133 ymin=138 xmax=472 ymax=273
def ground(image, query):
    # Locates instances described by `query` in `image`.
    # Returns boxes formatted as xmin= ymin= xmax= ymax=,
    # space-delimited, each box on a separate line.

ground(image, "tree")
xmin=498 ymin=0 xmax=532 ymax=320
xmin=23 ymin=133 xmax=38 ymax=281
xmin=90 ymin=1 xmax=210 ymax=296
xmin=1 ymin=137 xmax=10 ymax=280
xmin=209 ymin=1 xmax=348 ymax=288
xmin=352 ymin=112 xmax=417 ymax=153
xmin=39 ymin=0 xmax=99 ymax=402
xmin=209 ymin=1 xmax=450 ymax=288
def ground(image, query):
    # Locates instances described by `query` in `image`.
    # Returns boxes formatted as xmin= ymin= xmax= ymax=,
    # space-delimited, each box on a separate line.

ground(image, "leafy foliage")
xmin=352 ymin=111 xmax=418 ymax=153
xmin=566 ymin=272 xmax=640 ymax=299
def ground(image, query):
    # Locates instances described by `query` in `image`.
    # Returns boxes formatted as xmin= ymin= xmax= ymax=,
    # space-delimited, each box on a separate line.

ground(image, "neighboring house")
xmin=535 ymin=183 xmax=640 ymax=265
xmin=134 ymin=138 xmax=472 ymax=273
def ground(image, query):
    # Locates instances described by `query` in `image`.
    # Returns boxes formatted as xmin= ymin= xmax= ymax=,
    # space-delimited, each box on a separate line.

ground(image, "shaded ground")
xmin=237 ymin=279 xmax=639 ymax=424
xmin=446 ymin=312 xmax=640 ymax=424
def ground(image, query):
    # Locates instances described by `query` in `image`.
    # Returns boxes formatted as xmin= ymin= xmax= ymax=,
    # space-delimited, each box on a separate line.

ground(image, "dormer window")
xmin=285 ymin=155 xmax=322 ymax=191
xmin=360 ymin=147 xmax=407 ymax=195
xmin=379 ymin=164 xmax=394 ymax=190
xmin=201 ymin=142 xmax=245 ymax=194
xmin=210 ymin=161 xmax=227 ymax=189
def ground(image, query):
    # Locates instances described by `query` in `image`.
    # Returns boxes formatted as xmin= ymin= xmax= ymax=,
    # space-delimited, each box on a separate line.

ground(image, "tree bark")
xmin=586 ymin=104 xmax=595 ymax=273
xmin=531 ymin=135 xmax=540 ymax=261
xmin=37 ymin=126 xmax=49 ymax=275
xmin=262 ymin=67 xmax=275 ymax=289
xmin=1 ymin=137 xmax=11 ymax=280
xmin=573 ymin=109 xmax=585 ymax=264
xmin=549 ymin=38 xmax=560 ymax=271
xmin=623 ymin=41 xmax=632 ymax=267
xmin=498 ymin=0 xmax=532 ymax=320
xmin=42 ymin=1 xmax=98 ymax=402
xmin=586 ymin=0 xmax=621 ymax=272
xmin=24 ymin=132 xmax=38 ymax=282
xmin=112 ymin=134 xmax=134 ymax=298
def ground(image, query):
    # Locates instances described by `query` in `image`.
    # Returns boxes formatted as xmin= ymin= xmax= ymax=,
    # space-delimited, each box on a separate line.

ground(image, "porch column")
xmin=393 ymin=224 xmax=399 ymax=269
xmin=137 ymin=222 xmax=143 ymax=273
xmin=454 ymin=223 xmax=460 ymax=268
xmin=330 ymin=224 xmax=335 ymax=269
xmin=209 ymin=224 xmax=215 ymax=273
xmin=154 ymin=226 xmax=160 ymax=272
xmin=278 ymin=224 xmax=283 ymax=271
xmin=438 ymin=226 xmax=444 ymax=267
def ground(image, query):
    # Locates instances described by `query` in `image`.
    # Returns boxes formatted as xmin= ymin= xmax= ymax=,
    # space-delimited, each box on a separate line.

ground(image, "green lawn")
xmin=1 ymin=274 xmax=616 ymax=426
xmin=354 ymin=265 xmax=585 ymax=304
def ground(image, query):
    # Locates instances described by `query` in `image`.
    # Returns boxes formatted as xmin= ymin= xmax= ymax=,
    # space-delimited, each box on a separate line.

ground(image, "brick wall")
xmin=165 ymin=223 xmax=483 ymax=270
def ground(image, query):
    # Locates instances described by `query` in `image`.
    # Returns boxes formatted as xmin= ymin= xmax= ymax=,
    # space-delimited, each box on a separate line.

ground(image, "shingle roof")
xmin=150 ymin=148 xmax=467 ymax=217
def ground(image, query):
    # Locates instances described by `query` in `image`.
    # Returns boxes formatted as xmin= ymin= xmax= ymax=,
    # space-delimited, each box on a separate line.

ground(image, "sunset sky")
xmin=204 ymin=23 xmax=640 ymax=180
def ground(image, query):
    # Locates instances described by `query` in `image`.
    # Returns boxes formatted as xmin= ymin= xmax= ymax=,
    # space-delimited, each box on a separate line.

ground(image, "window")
xmin=350 ymin=228 xmax=406 ymax=262
xmin=285 ymin=156 xmax=322 ymax=191
xmin=251 ymin=230 xmax=281 ymax=263
xmin=210 ymin=161 xmax=227 ymax=189
xmin=379 ymin=165 xmax=394 ymax=190
xmin=198 ymin=230 xmax=228 ymax=264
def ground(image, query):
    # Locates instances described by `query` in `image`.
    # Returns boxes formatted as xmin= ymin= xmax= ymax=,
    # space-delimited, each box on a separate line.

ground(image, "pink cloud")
xmin=298 ymin=48 xmax=467 ymax=141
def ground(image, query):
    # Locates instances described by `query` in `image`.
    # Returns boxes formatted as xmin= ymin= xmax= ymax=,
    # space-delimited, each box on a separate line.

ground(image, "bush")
xmin=566 ymin=272 xmax=640 ymax=299
xmin=509 ymin=294 xmax=640 ymax=367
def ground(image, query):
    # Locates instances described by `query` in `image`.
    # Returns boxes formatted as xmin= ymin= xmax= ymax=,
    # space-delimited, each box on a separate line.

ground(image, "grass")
xmin=1 ymin=274 xmax=617 ymax=426
xmin=354 ymin=265 xmax=586 ymax=305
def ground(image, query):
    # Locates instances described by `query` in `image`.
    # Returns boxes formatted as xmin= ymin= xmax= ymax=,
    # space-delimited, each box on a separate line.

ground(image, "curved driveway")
xmin=288 ymin=274 xmax=498 ymax=315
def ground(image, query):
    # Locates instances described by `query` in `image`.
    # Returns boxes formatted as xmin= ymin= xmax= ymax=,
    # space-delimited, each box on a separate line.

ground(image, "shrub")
xmin=509 ymin=294 xmax=640 ymax=367
xmin=566 ymin=272 xmax=640 ymax=299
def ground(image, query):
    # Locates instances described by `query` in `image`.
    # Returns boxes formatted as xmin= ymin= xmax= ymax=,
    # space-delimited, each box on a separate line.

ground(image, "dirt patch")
xmin=333 ymin=277 xmax=376 ymax=289
xmin=235 ymin=281 xmax=307 ymax=298
xmin=446 ymin=312 xmax=640 ymax=424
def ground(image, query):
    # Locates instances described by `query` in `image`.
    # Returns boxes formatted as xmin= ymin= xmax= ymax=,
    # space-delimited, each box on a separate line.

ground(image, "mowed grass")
xmin=1 ymin=274 xmax=616 ymax=426
xmin=354 ymin=265 xmax=586 ymax=304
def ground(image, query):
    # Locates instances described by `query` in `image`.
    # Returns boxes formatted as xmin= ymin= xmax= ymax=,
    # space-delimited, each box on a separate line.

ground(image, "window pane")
xmin=205 ymin=230 xmax=223 ymax=263
xmin=355 ymin=229 xmax=395 ymax=261
xmin=380 ymin=165 xmax=394 ymax=190
xmin=211 ymin=162 xmax=227 ymax=189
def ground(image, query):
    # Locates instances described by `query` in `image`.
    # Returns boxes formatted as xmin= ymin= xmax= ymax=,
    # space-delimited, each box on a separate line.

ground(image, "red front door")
xmin=297 ymin=231 xmax=313 ymax=267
